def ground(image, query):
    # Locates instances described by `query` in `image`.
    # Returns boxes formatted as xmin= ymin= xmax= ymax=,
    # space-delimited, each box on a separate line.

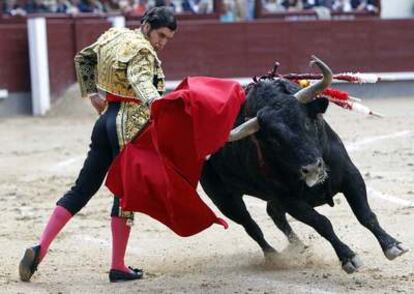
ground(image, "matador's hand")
xmin=89 ymin=93 xmax=107 ymax=114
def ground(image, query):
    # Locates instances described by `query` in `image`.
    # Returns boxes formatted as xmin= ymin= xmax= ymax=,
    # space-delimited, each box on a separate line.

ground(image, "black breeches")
xmin=57 ymin=102 xmax=122 ymax=217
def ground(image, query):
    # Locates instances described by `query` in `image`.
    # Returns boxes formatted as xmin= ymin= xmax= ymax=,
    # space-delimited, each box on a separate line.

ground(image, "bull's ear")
xmin=306 ymin=97 xmax=329 ymax=118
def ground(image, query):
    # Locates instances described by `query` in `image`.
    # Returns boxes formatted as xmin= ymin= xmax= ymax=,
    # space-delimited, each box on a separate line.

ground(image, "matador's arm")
xmin=127 ymin=48 xmax=161 ymax=105
xmin=74 ymin=42 xmax=98 ymax=98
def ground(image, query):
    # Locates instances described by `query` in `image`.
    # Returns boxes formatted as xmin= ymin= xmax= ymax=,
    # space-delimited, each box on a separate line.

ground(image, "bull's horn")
xmin=228 ymin=117 xmax=260 ymax=142
xmin=294 ymin=55 xmax=333 ymax=103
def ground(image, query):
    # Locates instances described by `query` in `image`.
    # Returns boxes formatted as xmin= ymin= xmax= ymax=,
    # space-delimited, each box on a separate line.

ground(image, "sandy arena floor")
xmin=0 ymin=86 xmax=413 ymax=293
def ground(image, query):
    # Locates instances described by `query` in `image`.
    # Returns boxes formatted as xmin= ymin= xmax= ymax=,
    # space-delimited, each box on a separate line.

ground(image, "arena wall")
xmin=0 ymin=19 xmax=30 ymax=93
xmin=47 ymin=16 xmax=111 ymax=103
xmin=0 ymin=17 xmax=414 ymax=115
xmin=157 ymin=18 xmax=414 ymax=80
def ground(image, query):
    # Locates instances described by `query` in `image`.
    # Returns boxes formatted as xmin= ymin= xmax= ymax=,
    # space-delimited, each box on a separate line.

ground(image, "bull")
xmin=200 ymin=56 xmax=409 ymax=273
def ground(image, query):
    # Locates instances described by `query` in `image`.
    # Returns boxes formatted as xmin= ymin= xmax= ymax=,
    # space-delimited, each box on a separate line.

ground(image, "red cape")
xmin=105 ymin=77 xmax=245 ymax=237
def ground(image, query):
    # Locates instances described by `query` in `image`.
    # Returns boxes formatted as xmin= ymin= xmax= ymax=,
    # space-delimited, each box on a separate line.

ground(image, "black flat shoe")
xmin=109 ymin=267 xmax=144 ymax=282
xmin=19 ymin=245 xmax=41 ymax=282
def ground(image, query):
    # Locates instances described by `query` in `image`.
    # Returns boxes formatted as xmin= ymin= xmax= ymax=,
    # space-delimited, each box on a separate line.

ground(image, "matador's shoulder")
xmin=116 ymin=30 xmax=158 ymax=64
xmin=96 ymin=27 xmax=129 ymax=46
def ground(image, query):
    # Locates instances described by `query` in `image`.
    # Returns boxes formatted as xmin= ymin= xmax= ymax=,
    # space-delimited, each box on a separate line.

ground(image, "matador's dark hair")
xmin=141 ymin=7 xmax=177 ymax=31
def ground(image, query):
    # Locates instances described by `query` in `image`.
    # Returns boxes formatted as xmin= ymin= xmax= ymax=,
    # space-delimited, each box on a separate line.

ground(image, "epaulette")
xmin=116 ymin=31 xmax=159 ymax=64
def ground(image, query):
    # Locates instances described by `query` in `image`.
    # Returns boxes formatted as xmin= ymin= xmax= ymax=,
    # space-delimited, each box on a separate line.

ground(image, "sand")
xmin=0 ymin=86 xmax=413 ymax=293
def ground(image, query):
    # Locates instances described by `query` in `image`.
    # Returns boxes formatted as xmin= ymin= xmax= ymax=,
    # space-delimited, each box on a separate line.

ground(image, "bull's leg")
xmin=342 ymin=167 xmax=409 ymax=260
xmin=201 ymin=163 xmax=276 ymax=257
xmin=218 ymin=195 xmax=278 ymax=258
xmin=284 ymin=199 xmax=362 ymax=273
xmin=266 ymin=201 xmax=303 ymax=246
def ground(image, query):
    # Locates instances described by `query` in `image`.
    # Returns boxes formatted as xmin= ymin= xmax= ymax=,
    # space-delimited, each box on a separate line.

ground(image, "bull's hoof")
xmin=384 ymin=242 xmax=409 ymax=260
xmin=288 ymin=234 xmax=306 ymax=248
xmin=264 ymin=248 xmax=279 ymax=262
xmin=286 ymin=240 xmax=308 ymax=255
xmin=289 ymin=238 xmax=307 ymax=249
xmin=341 ymin=255 xmax=363 ymax=274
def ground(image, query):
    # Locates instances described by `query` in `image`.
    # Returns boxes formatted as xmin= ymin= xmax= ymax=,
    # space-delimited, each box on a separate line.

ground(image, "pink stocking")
xmin=38 ymin=205 xmax=72 ymax=261
xmin=111 ymin=217 xmax=133 ymax=273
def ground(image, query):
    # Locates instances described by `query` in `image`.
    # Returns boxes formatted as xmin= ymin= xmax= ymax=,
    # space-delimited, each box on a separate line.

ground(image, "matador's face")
xmin=143 ymin=23 xmax=175 ymax=52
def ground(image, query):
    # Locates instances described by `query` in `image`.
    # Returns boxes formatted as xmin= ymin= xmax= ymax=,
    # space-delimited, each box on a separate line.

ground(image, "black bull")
xmin=200 ymin=58 xmax=408 ymax=273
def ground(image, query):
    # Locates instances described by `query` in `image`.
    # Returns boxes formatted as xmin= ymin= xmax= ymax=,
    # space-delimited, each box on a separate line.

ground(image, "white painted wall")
xmin=381 ymin=0 xmax=414 ymax=18
xmin=108 ymin=15 xmax=126 ymax=28
xmin=27 ymin=17 xmax=51 ymax=116
xmin=0 ymin=89 xmax=8 ymax=99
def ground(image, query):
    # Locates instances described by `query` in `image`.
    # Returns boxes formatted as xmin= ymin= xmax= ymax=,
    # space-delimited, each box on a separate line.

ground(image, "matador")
xmin=19 ymin=7 xmax=177 ymax=283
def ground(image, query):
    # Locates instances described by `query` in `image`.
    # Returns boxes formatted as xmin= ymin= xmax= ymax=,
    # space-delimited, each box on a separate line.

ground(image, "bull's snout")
xmin=301 ymin=158 xmax=327 ymax=187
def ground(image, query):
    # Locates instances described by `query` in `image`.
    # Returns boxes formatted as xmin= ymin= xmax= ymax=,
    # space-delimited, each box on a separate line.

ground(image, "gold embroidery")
xmin=119 ymin=208 xmax=135 ymax=226
xmin=116 ymin=102 xmax=150 ymax=149
xmin=74 ymin=42 xmax=98 ymax=97
xmin=127 ymin=50 xmax=161 ymax=104
xmin=95 ymin=29 xmax=163 ymax=101
xmin=116 ymin=102 xmax=127 ymax=149
xmin=75 ymin=28 xmax=165 ymax=101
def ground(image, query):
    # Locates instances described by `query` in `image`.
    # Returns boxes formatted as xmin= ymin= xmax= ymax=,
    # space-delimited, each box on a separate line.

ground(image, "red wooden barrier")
xmin=0 ymin=17 xmax=413 ymax=101
xmin=158 ymin=19 xmax=414 ymax=80
xmin=0 ymin=18 xmax=30 ymax=92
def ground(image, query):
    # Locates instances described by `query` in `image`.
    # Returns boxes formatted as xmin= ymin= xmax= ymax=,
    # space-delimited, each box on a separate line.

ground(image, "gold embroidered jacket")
xmin=74 ymin=27 xmax=166 ymax=148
